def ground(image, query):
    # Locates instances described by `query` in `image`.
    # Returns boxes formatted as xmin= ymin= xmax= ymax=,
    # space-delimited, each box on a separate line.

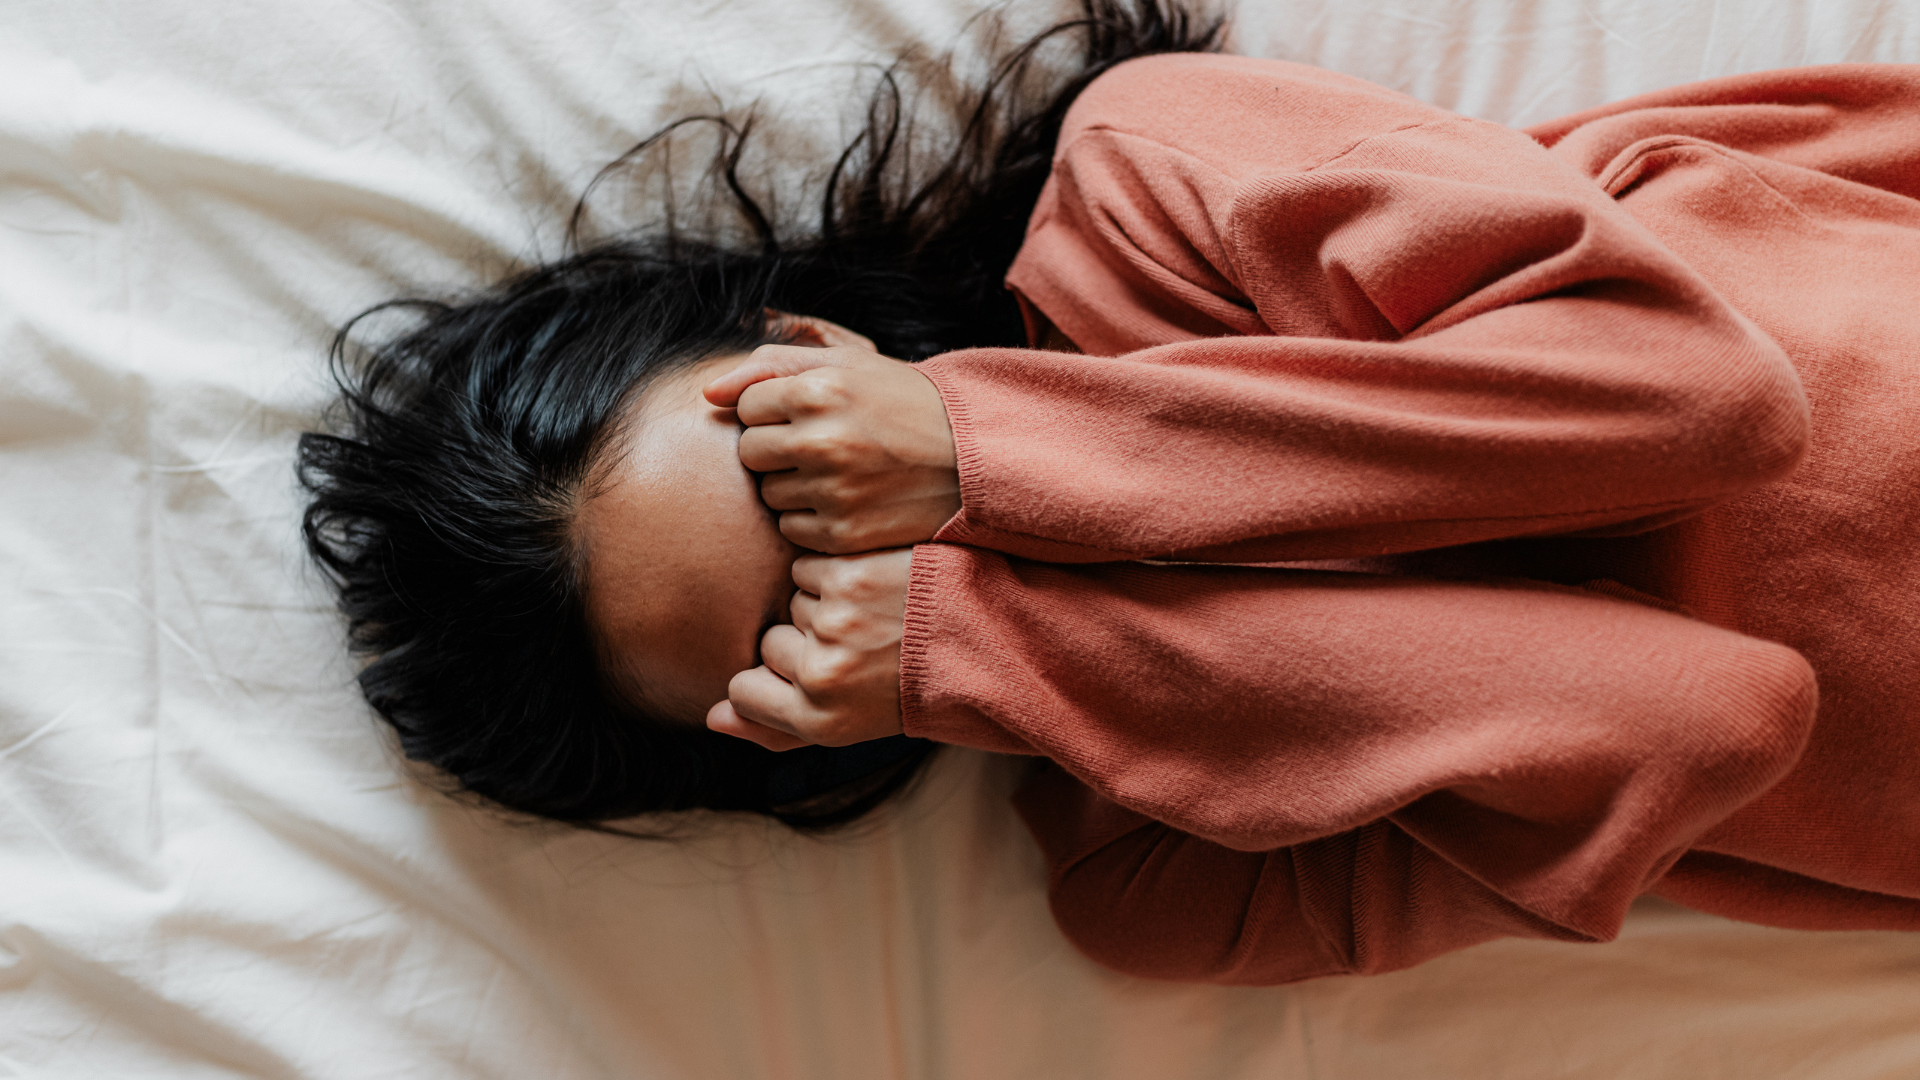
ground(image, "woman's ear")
xmin=766 ymin=310 xmax=877 ymax=353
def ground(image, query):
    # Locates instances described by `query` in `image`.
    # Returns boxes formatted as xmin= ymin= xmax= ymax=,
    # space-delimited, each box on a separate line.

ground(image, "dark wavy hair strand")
xmin=297 ymin=0 xmax=1224 ymax=830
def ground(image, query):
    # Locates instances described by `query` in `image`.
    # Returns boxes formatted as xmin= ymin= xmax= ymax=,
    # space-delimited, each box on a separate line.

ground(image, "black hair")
xmin=296 ymin=0 xmax=1225 ymax=829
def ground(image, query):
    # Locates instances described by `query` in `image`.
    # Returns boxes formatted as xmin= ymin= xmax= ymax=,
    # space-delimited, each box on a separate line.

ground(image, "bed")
xmin=5 ymin=0 xmax=1920 ymax=1076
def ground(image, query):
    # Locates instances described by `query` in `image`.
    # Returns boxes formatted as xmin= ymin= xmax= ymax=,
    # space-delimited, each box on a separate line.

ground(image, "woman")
xmin=300 ymin=1 xmax=1920 ymax=984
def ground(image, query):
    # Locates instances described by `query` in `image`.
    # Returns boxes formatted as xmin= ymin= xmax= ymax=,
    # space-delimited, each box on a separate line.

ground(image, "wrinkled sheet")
xmin=5 ymin=1 xmax=1920 ymax=1077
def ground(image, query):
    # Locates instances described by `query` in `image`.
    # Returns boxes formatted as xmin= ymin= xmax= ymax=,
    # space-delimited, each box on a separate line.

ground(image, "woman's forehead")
xmin=572 ymin=353 xmax=795 ymax=722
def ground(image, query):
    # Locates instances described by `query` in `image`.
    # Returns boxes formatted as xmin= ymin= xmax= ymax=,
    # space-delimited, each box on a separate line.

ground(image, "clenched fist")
xmin=706 ymin=549 xmax=913 ymax=751
xmin=704 ymin=340 xmax=960 ymax=554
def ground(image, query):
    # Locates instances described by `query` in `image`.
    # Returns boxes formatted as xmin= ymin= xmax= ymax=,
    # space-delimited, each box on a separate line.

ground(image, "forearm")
xmin=903 ymin=545 xmax=1818 ymax=934
xmin=924 ymin=62 xmax=1807 ymax=564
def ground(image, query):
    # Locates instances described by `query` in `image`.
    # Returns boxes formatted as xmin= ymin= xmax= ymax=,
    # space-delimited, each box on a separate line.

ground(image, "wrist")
xmin=901 ymin=361 xmax=959 ymax=471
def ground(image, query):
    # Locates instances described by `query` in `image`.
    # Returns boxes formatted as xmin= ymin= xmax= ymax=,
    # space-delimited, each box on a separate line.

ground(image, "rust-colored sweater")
xmin=899 ymin=54 xmax=1920 ymax=984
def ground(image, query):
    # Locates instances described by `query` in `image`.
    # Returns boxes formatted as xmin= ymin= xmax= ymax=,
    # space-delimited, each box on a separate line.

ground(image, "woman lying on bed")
xmin=299 ymin=0 xmax=1920 ymax=984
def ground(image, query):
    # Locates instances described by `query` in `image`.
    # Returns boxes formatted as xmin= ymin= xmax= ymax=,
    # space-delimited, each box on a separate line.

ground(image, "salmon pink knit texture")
xmin=898 ymin=55 xmax=1920 ymax=984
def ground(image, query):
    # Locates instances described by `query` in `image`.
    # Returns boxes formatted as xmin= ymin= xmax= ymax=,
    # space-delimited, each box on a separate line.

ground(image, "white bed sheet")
xmin=5 ymin=1 xmax=1920 ymax=1077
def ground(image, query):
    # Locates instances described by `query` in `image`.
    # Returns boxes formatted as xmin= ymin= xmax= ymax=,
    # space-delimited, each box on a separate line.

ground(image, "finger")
xmin=804 ymin=322 xmax=876 ymax=352
xmin=703 ymin=344 xmax=838 ymax=408
xmin=757 ymin=623 xmax=809 ymax=684
xmin=778 ymin=510 xmax=860 ymax=555
xmin=706 ymin=698 xmax=811 ymax=752
xmin=758 ymin=469 xmax=855 ymax=513
xmin=727 ymin=663 xmax=832 ymax=744
xmin=790 ymin=552 xmax=834 ymax=596
xmin=792 ymin=547 xmax=915 ymax=601
xmin=738 ymin=408 xmax=869 ymax=473
xmin=734 ymin=376 xmax=797 ymax=429
xmin=737 ymin=423 xmax=804 ymax=473
xmin=788 ymin=590 xmax=820 ymax=635
xmin=779 ymin=504 xmax=951 ymax=554
xmin=770 ymin=311 xmax=878 ymax=353
xmin=756 ymin=469 xmax=810 ymax=512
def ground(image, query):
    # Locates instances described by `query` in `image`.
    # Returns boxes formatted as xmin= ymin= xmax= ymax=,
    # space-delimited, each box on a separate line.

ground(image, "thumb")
xmin=706 ymin=698 xmax=811 ymax=752
xmin=703 ymin=344 xmax=841 ymax=407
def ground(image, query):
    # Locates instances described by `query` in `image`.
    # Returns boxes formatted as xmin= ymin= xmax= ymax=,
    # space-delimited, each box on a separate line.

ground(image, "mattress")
xmin=5 ymin=1 xmax=1920 ymax=1077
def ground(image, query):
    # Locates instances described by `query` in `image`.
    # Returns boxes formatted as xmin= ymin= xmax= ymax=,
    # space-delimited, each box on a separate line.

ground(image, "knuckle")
xmin=801 ymin=524 xmax=852 ymax=554
xmin=791 ymin=378 xmax=849 ymax=414
xmin=813 ymin=606 xmax=858 ymax=641
xmin=798 ymin=429 xmax=862 ymax=469
xmin=844 ymin=568 xmax=881 ymax=599
xmin=803 ymin=649 xmax=857 ymax=692
xmin=823 ymin=476 xmax=864 ymax=508
xmin=823 ymin=561 xmax=859 ymax=594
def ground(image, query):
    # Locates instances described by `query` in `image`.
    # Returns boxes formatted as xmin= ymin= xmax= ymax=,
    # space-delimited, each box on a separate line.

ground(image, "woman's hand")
xmin=706 ymin=549 xmax=912 ymax=751
xmin=704 ymin=343 xmax=960 ymax=554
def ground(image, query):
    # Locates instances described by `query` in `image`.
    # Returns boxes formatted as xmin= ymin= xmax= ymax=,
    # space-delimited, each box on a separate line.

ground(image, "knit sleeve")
xmin=900 ymin=544 xmax=1819 ymax=982
xmin=914 ymin=56 xmax=1808 ymax=564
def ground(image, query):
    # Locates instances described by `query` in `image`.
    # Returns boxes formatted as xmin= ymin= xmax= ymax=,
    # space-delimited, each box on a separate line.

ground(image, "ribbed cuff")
xmin=917 ymin=352 xmax=1139 ymax=563
xmin=913 ymin=354 xmax=989 ymax=545
xmin=898 ymin=543 xmax=1044 ymax=756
